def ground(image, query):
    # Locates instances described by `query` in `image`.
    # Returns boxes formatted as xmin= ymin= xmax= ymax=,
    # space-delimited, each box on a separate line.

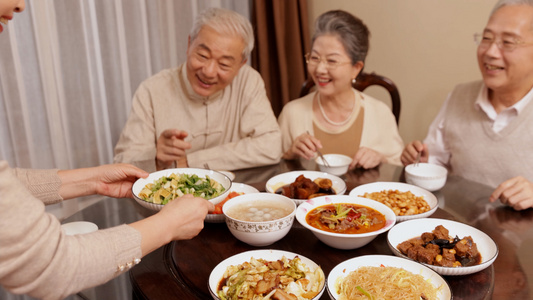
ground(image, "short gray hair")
xmin=190 ymin=7 xmax=254 ymax=60
xmin=312 ymin=10 xmax=370 ymax=64
xmin=491 ymin=0 xmax=533 ymax=16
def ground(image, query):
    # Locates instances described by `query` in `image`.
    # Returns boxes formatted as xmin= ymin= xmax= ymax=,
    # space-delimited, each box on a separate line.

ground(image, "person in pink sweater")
xmin=401 ymin=0 xmax=533 ymax=210
xmin=0 ymin=1 xmax=214 ymax=299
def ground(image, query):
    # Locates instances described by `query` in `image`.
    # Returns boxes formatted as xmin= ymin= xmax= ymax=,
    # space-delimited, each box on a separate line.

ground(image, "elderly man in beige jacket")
xmin=114 ymin=8 xmax=282 ymax=172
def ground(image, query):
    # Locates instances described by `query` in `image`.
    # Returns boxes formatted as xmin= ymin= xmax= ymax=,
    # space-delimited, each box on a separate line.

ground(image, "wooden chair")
xmin=298 ymin=72 xmax=401 ymax=124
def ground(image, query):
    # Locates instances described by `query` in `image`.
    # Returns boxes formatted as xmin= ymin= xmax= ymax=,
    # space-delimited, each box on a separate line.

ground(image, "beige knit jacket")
xmin=113 ymin=64 xmax=282 ymax=172
xmin=0 ymin=161 xmax=142 ymax=300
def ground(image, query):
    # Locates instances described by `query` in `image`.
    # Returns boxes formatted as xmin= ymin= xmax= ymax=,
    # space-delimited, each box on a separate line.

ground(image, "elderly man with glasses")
xmin=401 ymin=0 xmax=533 ymax=210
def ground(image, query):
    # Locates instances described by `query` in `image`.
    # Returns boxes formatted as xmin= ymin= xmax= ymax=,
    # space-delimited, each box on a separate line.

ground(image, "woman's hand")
xmin=129 ymin=194 xmax=215 ymax=255
xmin=350 ymin=147 xmax=384 ymax=170
xmin=400 ymin=141 xmax=428 ymax=166
xmin=490 ymin=176 xmax=533 ymax=210
xmin=93 ymin=164 xmax=149 ymax=198
xmin=283 ymin=132 xmax=322 ymax=160
xmin=58 ymin=164 xmax=149 ymax=199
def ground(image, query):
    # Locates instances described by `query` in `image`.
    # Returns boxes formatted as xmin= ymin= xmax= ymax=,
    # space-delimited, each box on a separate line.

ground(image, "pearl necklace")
xmin=317 ymin=92 xmax=356 ymax=126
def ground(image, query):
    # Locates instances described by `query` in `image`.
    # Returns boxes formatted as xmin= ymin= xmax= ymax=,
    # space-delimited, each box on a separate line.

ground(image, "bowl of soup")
xmin=296 ymin=195 xmax=396 ymax=250
xmin=223 ymin=193 xmax=296 ymax=247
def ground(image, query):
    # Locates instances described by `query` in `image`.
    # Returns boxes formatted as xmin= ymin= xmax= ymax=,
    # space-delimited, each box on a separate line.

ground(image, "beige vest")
xmin=444 ymin=81 xmax=533 ymax=187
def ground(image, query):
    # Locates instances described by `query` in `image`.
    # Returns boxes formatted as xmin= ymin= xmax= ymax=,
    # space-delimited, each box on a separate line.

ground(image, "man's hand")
xmin=401 ymin=140 xmax=429 ymax=166
xmin=156 ymin=129 xmax=191 ymax=170
xmin=490 ymin=176 xmax=533 ymax=210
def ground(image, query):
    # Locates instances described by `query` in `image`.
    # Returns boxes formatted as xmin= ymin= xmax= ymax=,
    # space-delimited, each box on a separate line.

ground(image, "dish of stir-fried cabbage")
xmin=138 ymin=173 xmax=225 ymax=204
xmin=217 ymin=256 xmax=324 ymax=300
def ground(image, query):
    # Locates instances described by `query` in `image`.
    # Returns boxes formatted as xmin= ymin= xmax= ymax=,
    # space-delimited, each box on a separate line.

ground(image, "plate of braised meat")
xmin=265 ymin=171 xmax=347 ymax=205
xmin=387 ymin=218 xmax=498 ymax=275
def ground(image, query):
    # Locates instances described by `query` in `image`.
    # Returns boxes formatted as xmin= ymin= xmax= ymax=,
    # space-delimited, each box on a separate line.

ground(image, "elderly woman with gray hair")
xmin=278 ymin=10 xmax=403 ymax=170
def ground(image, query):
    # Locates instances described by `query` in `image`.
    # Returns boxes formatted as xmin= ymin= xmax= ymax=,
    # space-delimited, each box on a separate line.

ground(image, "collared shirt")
xmin=424 ymin=83 xmax=533 ymax=167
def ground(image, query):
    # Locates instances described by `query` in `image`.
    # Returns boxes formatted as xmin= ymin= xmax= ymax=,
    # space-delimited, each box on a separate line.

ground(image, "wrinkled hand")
xmin=286 ymin=132 xmax=322 ymax=160
xmin=350 ymin=147 xmax=384 ymax=170
xmin=490 ymin=176 xmax=533 ymax=210
xmin=94 ymin=164 xmax=149 ymax=198
xmin=158 ymin=194 xmax=214 ymax=240
xmin=156 ymin=129 xmax=191 ymax=170
xmin=400 ymin=140 xmax=429 ymax=166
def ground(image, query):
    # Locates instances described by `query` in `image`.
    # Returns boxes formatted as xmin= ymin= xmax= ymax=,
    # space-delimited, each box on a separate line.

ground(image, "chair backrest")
xmin=298 ymin=72 xmax=401 ymax=124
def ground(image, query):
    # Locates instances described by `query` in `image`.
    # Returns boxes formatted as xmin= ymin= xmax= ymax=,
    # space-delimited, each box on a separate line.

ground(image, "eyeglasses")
xmin=474 ymin=33 xmax=533 ymax=52
xmin=304 ymin=53 xmax=352 ymax=70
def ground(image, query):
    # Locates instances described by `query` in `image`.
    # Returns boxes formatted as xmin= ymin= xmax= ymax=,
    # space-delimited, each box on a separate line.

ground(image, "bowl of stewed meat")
xmin=222 ymin=193 xmax=296 ymax=247
xmin=265 ymin=171 xmax=347 ymax=205
xmin=387 ymin=218 xmax=498 ymax=276
xmin=295 ymin=195 xmax=396 ymax=250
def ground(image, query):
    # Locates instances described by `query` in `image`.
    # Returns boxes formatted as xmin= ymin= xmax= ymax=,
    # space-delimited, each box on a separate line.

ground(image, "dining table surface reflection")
xmin=66 ymin=160 xmax=533 ymax=300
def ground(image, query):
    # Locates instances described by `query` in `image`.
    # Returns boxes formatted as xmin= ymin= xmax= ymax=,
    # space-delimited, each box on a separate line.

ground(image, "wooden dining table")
xmin=65 ymin=160 xmax=533 ymax=300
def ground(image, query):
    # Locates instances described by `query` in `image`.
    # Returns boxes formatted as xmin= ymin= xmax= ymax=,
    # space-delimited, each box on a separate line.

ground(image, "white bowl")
xmin=61 ymin=221 xmax=98 ymax=235
xmin=223 ymin=193 xmax=296 ymax=246
xmin=349 ymin=181 xmax=438 ymax=222
xmin=296 ymin=195 xmax=396 ymax=250
xmin=387 ymin=218 xmax=499 ymax=276
xmin=208 ymin=249 xmax=325 ymax=300
xmin=405 ymin=163 xmax=448 ymax=191
xmin=315 ymin=154 xmax=352 ymax=176
xmin=265 ymin=171 xmax=347 ymax=205
xmin=217 ymin=170 xmax=235 ymax=181
xmin=132 ymin=168 xmax=232 ymax=211
xmin=327 ymin=255 xmax=452 ymax=300
xmin=205 ymin=183 xmax=260 ymax=223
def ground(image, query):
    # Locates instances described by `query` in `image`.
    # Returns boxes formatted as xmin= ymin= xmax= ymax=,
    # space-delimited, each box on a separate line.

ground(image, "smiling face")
xmin=477 ymin=5 xmax=533 ymax=100
xmin=185 ymin=25 xmax=246 ymax=98
xmin=0 ymin=0 xmax=25 ymax=34
xmin=308 ymin=34 xmax=363 ymax=98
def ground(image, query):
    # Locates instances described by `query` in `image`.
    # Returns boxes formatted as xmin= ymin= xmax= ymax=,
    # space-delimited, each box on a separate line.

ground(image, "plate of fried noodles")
xmin=209 ymin=249 xmax=325 ymax=300
xmin=327 ymin=255 xmax=452 ymax=300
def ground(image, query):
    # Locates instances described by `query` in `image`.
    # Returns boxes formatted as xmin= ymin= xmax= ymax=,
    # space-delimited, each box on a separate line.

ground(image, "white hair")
xmin=491 ymin=0 xmax=533 ymax=16
xmin=189 ymin=7 xmax=254 ymax=60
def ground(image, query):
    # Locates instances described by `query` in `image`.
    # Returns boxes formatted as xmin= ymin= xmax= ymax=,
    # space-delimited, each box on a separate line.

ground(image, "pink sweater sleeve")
xmin=0 ymin=161 xmax=142 ymax=300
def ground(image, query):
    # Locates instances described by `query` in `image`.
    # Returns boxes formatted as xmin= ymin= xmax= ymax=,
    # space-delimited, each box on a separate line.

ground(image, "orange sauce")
xmin=305 ymin=203 xmax=386 ymax=234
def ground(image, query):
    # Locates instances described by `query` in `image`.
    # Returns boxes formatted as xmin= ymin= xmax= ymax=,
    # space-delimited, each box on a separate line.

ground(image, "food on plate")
xmin=359 ymin=189 xmax=430 ymax=216
xmin=276 ymin=175 xmax=336 ymax=199
xmin=213 ymin=191 xmax=244 ymax=214
xmin=335 ymin=265 xmax=438 ymax=300
xmin=138 ymin=173 xmax=225 ymax=204
xmin=217 ymin=256 xmax=324 ymax=300
xmin=225 ymin=199 xmax=294 ymax=222
xmin=397 ymin=225 xmax=482 ymax=267
xmin=305 ymin=203 xmax=386 ymax=234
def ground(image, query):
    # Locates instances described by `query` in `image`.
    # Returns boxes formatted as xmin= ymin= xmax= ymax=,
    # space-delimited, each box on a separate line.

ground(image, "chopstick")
xmin=414 ymin=151 xmax=421 ymax=167
xmin=317 ymin=149 xmax=331 ymax=168
xmin=306 ymin=131 xmax=330 ymax=167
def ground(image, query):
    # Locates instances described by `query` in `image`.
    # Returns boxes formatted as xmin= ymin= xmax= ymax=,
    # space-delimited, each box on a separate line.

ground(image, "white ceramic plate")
xmin=349 ymin=181 xmax=438 ymax=222
xmin=217 ymin=170 xmax=235 ymax=181
xmin=265 ymin=171 xmax=347 ymax=205
xmin=387 ymin=218 xmax=498 ymax=276
xmin=61 ymin=221 xmax=98 ymax=235
xmin=208 ymin=249 xmax=325 ymax=300
xmin=132 ymin=168 xmax=232 ymax=211
xmin=327 ymin=255 xmax=452 ymax=300
xmin=205 ymin=182 xmax=260 ymax=223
